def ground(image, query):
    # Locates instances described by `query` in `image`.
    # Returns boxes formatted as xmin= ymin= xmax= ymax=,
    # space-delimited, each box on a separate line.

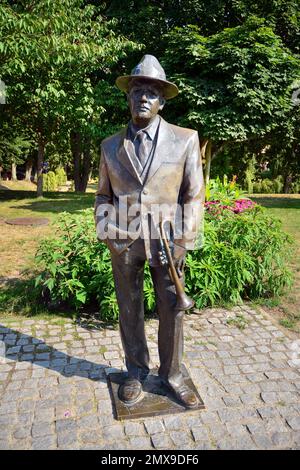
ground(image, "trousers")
xmin=110 ymin=238 xmax=186 ymax=388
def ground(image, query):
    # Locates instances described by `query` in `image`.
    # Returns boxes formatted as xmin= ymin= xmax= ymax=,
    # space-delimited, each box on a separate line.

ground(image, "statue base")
xmin=107 ymin=364 xmax=205 ymax=420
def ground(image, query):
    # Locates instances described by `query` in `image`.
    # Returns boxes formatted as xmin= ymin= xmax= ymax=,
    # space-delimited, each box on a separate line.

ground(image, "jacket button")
xmin=143 ymin=189 xmax=148 ymax=195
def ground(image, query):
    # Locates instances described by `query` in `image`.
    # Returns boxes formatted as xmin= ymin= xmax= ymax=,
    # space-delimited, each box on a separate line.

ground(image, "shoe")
xmin=118 ymin=378 xmax=143 ymax=405
xmin=165 ymin=381 xmax=199 ymax=409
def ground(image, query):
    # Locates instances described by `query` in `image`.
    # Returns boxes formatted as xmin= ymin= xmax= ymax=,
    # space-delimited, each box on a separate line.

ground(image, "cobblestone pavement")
xmin=0 ymin=305 xmax=300 ymax=450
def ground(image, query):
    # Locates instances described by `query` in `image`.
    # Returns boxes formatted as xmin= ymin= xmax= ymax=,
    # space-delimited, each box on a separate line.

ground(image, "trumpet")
xmin=158 ymin=220 xmax=195 ymax=311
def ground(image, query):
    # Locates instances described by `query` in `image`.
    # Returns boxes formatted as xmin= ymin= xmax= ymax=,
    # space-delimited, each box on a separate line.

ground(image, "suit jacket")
xmin=95 ymin=116 xmax=205 ymax=258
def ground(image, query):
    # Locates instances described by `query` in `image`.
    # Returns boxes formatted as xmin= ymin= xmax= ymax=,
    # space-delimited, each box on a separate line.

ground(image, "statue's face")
xmin=128 ymin=79 xmax=165 ymax=126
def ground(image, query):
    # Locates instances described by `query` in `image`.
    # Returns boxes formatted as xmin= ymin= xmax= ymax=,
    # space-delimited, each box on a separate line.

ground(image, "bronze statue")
xmin=95 ymin=55 xmax=204 ymax=409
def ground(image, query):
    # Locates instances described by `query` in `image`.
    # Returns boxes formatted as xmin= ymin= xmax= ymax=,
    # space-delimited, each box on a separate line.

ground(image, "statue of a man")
xmin=95 ymin=55 xmax=204 ymax=408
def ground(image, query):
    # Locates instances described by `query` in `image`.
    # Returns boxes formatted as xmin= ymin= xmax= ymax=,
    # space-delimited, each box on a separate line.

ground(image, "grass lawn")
xmin=0 ymin=189 xmax=95 ymax=277
xmin=251 ymin=194 xmax=300 ymax=334
xmin=0 ymin=186 xmax=299 ymax=333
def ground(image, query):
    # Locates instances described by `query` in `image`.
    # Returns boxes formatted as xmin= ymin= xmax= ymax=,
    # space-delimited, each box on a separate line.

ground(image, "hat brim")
xmin=115 ymin=75 xmax=179 ymax=100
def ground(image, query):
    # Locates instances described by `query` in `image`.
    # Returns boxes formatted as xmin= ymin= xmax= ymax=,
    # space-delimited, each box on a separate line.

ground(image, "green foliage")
xmin=34 ymin=204 xmax=293 ymax=321
xmin=253 ymin=176 xmax=284 ymax=193
xmin=43 ymin=171 xmax=58 ymax=192
xmin=35 ymin=210 xmax=118 ymax=321
xmin=205 ymin=175 xmax=244 ymax=204
xmin=244 ymin=156 xmax=256 ymax=194
xmin=0 ymin=0 xmax=140 ymax=194
xmin=162 ymin=18 xmax=300 ymax=142
xmin=55 ymin=167 xmax=67 ymax=187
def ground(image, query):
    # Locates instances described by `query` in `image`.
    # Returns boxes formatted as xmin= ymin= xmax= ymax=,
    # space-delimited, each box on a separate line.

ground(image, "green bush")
xmin=34 ymin=204 xmax=293 ymax=321
xmin=291 ymin=178 xmax=300 ymax=194
xmin=273 ymin=176 xmax=284 ymax=194
xmin=252 ymin=176 xmax=284 ymax=194
xmin=43 ymin=171 xmax=58 ymax=191
xmin=55 ymin=167 xmax=67 ymax=187
xmin=205 ymin=175 xmax=245 ymax=204
xmin=260 ymin=178 xmax=274 ymax=194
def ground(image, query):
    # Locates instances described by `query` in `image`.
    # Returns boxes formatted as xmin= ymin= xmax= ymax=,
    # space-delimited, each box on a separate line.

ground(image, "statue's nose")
xmin=140 ymin=93 xmax=148 ymax=102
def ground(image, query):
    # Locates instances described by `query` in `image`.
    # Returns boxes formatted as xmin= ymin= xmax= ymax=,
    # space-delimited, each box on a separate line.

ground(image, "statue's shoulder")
xmin=101 ymin=127 xmax=127 ymax=152
xmin=162 ymin=119 xmax=198 ymax=140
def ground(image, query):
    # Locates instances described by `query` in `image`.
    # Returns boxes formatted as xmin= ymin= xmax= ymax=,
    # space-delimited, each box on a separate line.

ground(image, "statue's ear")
xmin=159 ymin=97 xmax=166 ymax=111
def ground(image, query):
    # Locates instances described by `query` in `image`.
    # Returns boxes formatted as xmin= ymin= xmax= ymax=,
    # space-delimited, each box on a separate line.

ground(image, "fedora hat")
xmin=116 ymin=54 xmax=178 ymax=100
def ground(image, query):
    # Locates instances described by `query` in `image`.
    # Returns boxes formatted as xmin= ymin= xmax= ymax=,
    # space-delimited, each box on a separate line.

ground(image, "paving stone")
xmin=264 ymin=418 xmax=289 ymax=434
xmin=256 ymin=406 xmax=279 ymax=420
xmin=2 ymin=311 xmax=300 ymax=451
xmin=246 ymin=421 xmax=266 ymax=435
xmin=216 ymin=438 xmax=238 ymax=450
xmin=102 ymin=425 xmax=125 ymax=441
xmin=234 ymin=435 xmax=257 ymax=450
xmin=124 ymin=422 xmax=145 ymax=436
xmin=271 ymin=432 xmax=293 ymax=448
xmin=151 ymin=433 xmax=173 ymax=449
xmin=0 ymin=440 xmax=10 ymax=450
xmin=14 ymin=427 xmax=32 ymax=440
xmin=32 ymin=435 xmax=57 ymax=450
xmin=57 ymin=432 xmax=78 ymax=448
xmin=55 ymin=419 xmax=77 ymax=433
xmin=163 ymin=415 xmax=186 ymax=430
xmin=199 ymin=411 xmax=220 ymax=425
xmin=191 ymin=426 xmax=210 ymax=441
xmin=260 ymin=392 xmax=278 ymax=404
xmin=144 ymin=419 xmax=165 ymax=435
xmin=239 ymin=394 xmax=259 ymax=406
xmin=286 ymin=417 xmax=300 ymax=431
xmin=31 ymin=422 xmax=54 ymax=438
xmin=224 ymin=365 xmax=240 ymax=375
xmin=11 ymin=438 xmax=32 ymax=450
xmin=170 ymin=430 xmax=192 ymax=447
xmin=129 ymin=437 xmax=152 ymax=449
xmin=252 ymin=433 xmax=274 ymax=449
xmin=77 ymin=414 xmax=99 ymax=429
xmin=222 ymin=396 xmax=241 ymax=407
xmin=80 ymin=430 xmax=102 ymax=444
xmin=218 ymin=408 xmax=241 ymax=423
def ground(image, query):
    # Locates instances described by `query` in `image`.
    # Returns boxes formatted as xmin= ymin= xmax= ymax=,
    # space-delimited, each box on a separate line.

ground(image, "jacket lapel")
xmin=145 ymin=117 xmax=176 ymax=184
xmin=116 ymin=127 xmax=143 ymax=185
xmin=115 ymin=118 xmax=175 ymax=186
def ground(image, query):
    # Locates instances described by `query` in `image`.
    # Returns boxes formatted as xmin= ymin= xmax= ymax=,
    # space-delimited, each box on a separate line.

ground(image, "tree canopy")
xmin=0 ymin=0 xmax=299 ymax=193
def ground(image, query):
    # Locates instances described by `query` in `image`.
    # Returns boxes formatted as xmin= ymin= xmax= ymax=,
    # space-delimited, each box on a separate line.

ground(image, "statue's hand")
xmin=173 ymin=244 xmax=186 ymax=278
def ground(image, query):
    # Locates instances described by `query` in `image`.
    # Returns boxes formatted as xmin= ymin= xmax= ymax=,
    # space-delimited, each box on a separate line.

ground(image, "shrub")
xmin=260 ymin=178 xmax=274 ymax=194
xmin=55 ymin=167 xmax=67 ymax=187
xmin=205 ymin=175 xmax=245 ymax=204
xmin=34 ymin=203 xmax=293 ymax=321
xmin=187 ymin=204 xmax=293 ymax=308
xmin=252 ymin=176 xmax=284 ymax=194
xmin=43 ymin=171 xmax=57 ymax=191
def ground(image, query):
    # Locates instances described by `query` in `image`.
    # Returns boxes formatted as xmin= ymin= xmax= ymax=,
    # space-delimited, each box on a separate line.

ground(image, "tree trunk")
xmin=71 ymin=131 xmax=81 ymax=192
xmin=25 ymin=158 xmax=33 ymax=181
xmin=37 ymin=137 xmax=45 ymax=197
xmin=11 ymin=162 xmax=17 ymax=181
xmin=284 ymin=174 xmax=292 ymax=194
xmin=80 ymin=137 xmax=91 ymax=192
xmin=70 ymin=132 xmax=91 ymax=193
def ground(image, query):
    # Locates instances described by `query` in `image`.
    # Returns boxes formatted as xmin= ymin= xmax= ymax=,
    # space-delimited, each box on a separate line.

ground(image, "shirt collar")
xmin=129 ymin=115 xmax=160 ymax=141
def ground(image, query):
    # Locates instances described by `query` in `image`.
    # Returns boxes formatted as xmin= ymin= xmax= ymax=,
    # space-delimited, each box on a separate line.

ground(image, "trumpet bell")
xmin=175 ymin=294 xmax=195 ymax=311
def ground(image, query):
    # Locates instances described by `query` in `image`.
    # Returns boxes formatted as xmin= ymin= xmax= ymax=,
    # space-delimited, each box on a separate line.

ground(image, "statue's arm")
xmin=94 ymin=147 xmax=113 ymax=239
xmin=174 ymin=131 xmax=205 ymax=251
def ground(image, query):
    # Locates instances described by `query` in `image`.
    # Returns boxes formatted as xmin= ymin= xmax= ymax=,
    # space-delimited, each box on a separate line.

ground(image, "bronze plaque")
xmin=107 ymin=365 xmax=205 ymax=420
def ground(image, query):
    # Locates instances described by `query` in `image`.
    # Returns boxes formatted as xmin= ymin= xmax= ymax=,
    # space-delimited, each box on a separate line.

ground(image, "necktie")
xmin=137 ymin=131 xmax=148 ymax=168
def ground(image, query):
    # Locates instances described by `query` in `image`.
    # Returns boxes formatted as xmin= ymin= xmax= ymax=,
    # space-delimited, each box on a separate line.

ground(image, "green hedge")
xmin=34 ymin=203 xmax=293 ymax=321
xmin=43 ymin=171 xmax=58 ymax=191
